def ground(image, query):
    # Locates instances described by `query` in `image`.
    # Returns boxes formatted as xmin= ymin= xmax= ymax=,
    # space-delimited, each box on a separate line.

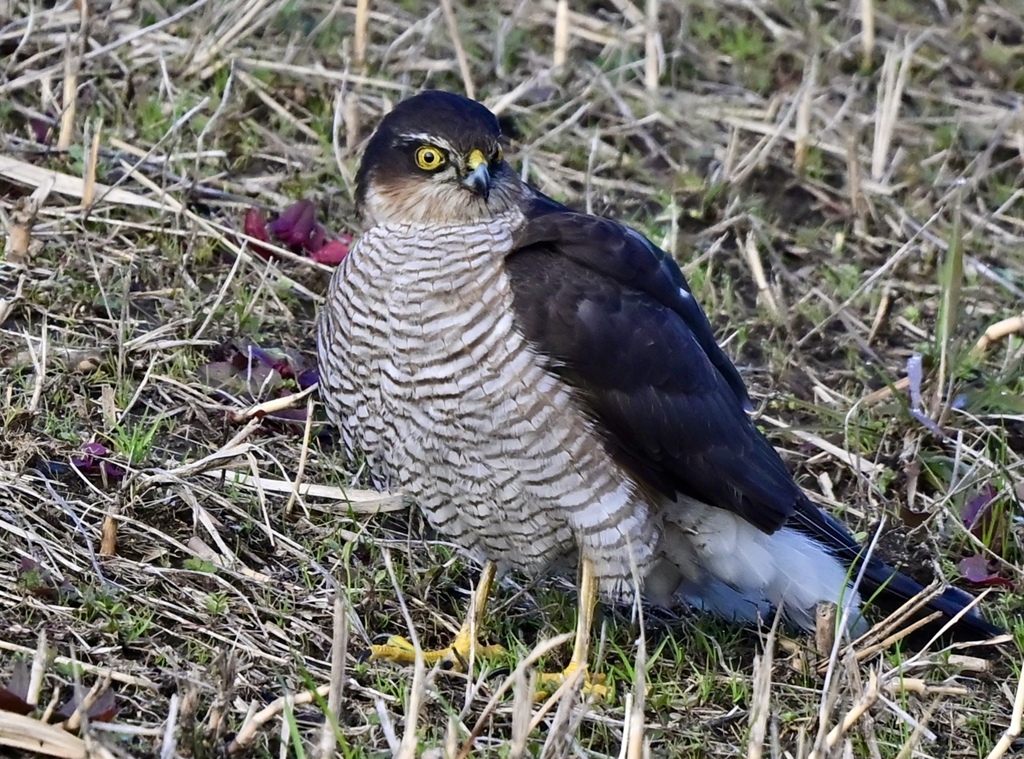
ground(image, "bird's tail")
xmin=789 ymin=496 xmax=1004 ymax=643
xmin=838 ymin=530 xmax=1005 ymax=643
xmin=651 ymin=495 xmax=1004 ymax=642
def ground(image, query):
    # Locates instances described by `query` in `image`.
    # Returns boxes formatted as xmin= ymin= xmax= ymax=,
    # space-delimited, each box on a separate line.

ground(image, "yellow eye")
xmin=415 ymin=146 xmax=446 ymax=171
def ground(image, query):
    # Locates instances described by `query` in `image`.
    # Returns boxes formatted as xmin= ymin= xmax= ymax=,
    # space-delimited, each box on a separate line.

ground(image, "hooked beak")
xmin=462 ymin=149 xmax=491 ymax=200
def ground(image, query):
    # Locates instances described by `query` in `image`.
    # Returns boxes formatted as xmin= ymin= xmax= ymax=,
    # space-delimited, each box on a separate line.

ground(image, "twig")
xmin=971 ymin=314 xmax=1024 ymax=357
xmin=283 ymin=391 xmax=316 ymax=516
xmin=228 ymin=685 xmax=331 ymax=753
xmin=810 ymin=671 xmax=881 ymax=759
xmin=643 ymin=0 xmax=661 ymax=92
xmin=439 ymin=0 xmax=475 ymax=99
xmin=456 ymin=633 xmax=575 ymax=759
xmin=984 ymin=664 xmax=1024 ymax=759
xmin=314 ymin=595 xmax=350 ymax=759
xmin=747 ymin=611 xmax=781 ymax=759
xmin=553 ymin=0 xmax=569 ymax=67
xmin=743 ymin=231 xmax=782 ymax=320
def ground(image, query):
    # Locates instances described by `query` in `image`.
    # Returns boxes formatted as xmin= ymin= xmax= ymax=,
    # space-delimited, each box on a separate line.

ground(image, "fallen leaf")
xmin=199 ymin=340 xmax=319 ymax=426
xmin=70 ymin=442 xmax=125 ymax=481
xmin=242 ymin=208 xmax=276 ymax=259
xmin=0 ymin=662 xmax=33 ymax=715
xmin=242 ymin=200 xmax=352 ymax=264
xmin=57 ymin=686 xmax=117 ymax=724
xmin=297 ymin=367 xmax=319 ymax=390
xmin=17 ymin=558 xmax=80 ymax=603
xmin=29 ymin=118 xmax=55 ymax=144
xmin=310 ymin=236 xmax=352 ymax=265
xmin=268 ymin=199 xmax=318 ymax=250
xmin=962 ymin=486 xmax=996 ymax=532
xmin=958 ymin=554 xmax=1014 ymax=588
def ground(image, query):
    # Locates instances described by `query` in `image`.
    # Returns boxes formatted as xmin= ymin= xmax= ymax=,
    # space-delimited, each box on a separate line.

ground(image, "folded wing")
xmin=506 ymin=199 xmax=1002 ymax=640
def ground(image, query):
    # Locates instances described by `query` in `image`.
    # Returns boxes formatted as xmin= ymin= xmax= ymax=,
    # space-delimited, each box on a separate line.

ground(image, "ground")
xmin=1 ymin=1 xmax=1023 ymax=757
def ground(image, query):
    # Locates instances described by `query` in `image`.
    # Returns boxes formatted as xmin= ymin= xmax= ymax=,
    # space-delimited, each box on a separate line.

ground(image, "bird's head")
xmin=355 ymin=91 xmax=521 ymax=226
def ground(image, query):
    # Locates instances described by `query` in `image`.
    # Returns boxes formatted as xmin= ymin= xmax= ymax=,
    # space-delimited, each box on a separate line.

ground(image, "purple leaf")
xmin=959 ymin=554 xmax=992 ymax=582
xmin=306 ymin=225 xmax=327 ymax=254
xmin=962 ymin=486 xmax=997 ymax=531
xmin=310 ymin=237 xmax=352 ymax=265
xmin=29 ymin=118 xmax=53 ymax=144
xmin=57 ymin=685 xmax=118 ymax=723
xmin=71 ymin=443 xmax=125 ymax=480
xmin=243 ymin=208 xmax=277 ymax=260
xmin=268 ymin=200 xmax=318 ymax=250
xmin=202 ymin=342 xmax=308 ymax=395
xmin=200 ymin=340 xmax=321 ymax=429
xmin=248 ymin=345 xmax=294 ymax=380
xmin=0 ymin=661 xmax=33 ymax=715
xmin=101 ymin=461 xmax=125 ymax=479
xmin=84 ymin=442 xmax=108 ymax=455
xmin=297 ymin=368 xmax=319 ymax=390
xmin=959 ymin=554 xmax=1014 ymax=589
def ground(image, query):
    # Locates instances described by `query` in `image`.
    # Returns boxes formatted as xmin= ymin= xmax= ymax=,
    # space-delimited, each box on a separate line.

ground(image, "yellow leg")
xmin=366 ymin=561 xmax=506 ymax=671
xmin=536 ymin=558 xmax=609 ymax=699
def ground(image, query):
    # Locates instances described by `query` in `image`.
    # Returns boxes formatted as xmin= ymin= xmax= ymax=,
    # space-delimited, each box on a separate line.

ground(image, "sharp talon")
xmin=357 ymin=648 xmax=373 ymax=664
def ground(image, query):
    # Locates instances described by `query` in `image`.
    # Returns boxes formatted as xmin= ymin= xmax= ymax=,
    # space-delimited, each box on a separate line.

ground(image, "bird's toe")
xmin=365 ymin=632 xmax=506 ymax=673
xmin=535 ymin=662 xmax=610 ymax=701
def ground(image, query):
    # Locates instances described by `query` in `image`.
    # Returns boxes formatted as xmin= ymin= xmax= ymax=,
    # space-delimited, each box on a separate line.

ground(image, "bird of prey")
xmin=316 ymin=90 xmax=1002 ymax=694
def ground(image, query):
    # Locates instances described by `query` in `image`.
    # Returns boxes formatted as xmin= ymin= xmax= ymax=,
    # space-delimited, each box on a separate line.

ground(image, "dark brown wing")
xmin=506 ymin=202 xmax=800 ymax=534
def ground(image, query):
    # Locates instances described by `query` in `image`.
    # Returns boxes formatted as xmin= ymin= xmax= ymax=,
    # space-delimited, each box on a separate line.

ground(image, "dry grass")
xmin=2 ymin=0 xmax=1023 ymax=757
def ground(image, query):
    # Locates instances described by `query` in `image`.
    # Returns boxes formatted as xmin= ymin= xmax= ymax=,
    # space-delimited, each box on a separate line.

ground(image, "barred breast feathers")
xmin=317 ymin=213 xmax=660 ymax=588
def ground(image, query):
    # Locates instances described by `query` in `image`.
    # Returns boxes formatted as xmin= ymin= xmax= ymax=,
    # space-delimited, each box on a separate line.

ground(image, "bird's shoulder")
xmin=509 ymin=190 xmax=750 ymax=409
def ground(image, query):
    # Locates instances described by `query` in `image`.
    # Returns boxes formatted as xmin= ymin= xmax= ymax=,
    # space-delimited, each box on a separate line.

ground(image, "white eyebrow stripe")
xmin=397 ymin=133 xmax=457 ymax=153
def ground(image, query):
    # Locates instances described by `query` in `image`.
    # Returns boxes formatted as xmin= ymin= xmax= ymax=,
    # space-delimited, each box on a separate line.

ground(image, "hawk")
xmin=316 ymin=91 xmax=1002 ymax=693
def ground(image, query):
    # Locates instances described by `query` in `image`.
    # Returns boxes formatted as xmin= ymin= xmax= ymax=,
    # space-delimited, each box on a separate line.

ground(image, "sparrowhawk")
xmin=316 ymin=91 xmax=1002 ymax=693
